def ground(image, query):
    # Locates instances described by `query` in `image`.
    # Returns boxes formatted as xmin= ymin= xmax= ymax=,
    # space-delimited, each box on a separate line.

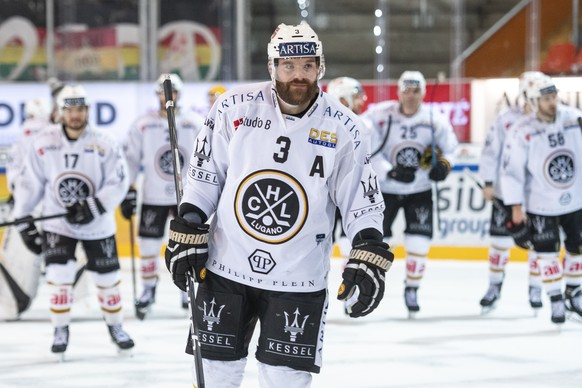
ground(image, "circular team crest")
xmin=544 ymin=150 xmax=575 ymax=188
xmin=155 ymin=146 xmax=185 ymax=180
xmin=54 ymin=173 xmax=94 ymax=207
xmin=234 ymin=170 xmax=308 ymax=244
xmin=393 ymin=142 xmax=421 ymax=168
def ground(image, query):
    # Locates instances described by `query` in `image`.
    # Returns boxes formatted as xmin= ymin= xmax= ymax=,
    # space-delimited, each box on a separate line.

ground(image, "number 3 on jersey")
xmin=273 ymin=136 xmax=290 ymax=163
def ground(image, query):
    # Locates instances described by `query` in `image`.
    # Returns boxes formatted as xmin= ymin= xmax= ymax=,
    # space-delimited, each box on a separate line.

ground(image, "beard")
xmin=275 ymin=79 xmax=319 ymax=106
xmin=65 ymin=118 xmax=88 ymax=132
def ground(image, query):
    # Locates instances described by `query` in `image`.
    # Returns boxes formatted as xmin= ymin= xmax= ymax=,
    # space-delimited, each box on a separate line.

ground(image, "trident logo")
xmin=284 ymin=308 xmax=309 ymax=342
xmin=360 ymin=174 xmax=379 ymax=203
xmin=202 ymin=298 xmax=225 ymax=331
xmin=194 ymin=136 xmax=212 ymax=167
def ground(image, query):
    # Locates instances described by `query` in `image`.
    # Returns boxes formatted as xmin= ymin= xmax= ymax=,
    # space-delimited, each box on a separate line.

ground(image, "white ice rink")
xmin=1 ymin=257 xmax=581 ymax=388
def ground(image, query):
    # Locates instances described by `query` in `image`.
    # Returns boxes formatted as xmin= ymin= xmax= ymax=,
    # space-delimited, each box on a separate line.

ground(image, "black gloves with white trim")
xmin=65 ymin=197 xmax=105 ymax=225
xmin=337 ymin=229 xmax=393 ymax=318
xmin=428 ymin=157 xmax=451 ymax=182
xmin=164 ymin=215 xmax=209 ymax=291
xmin=387 ymin=165 xmax=416 ymax=183
xmin=15 ymin=218 xmax=43 ymax=255
xmin=120 ymin=187 xmax=137 ymax=220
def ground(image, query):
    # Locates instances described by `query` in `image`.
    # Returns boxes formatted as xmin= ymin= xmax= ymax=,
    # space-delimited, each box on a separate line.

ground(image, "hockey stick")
xmin=163 ymin=76 xmax=205 ymax=387
xmin=577 ymin=117 xmax=582 ymax=133
xmin=370 ymin=115 xmax=392 ymax=157
xmin=0 ymin=213 xmax=68 ymax=228
xmin=462 ymin=168 xmax=505 ymax=211
xmin=428 ymin=78 xmax=441 ymax=232
xmin=128 ymin=216 xmax=138 ymax=313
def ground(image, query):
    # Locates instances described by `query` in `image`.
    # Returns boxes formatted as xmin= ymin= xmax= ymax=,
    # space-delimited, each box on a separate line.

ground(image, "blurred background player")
xmin=477 ymin=71 xmax=545 ymax=314
xmin=121 ymin=73 xmax=205 ymax=320
xmin=500 ymin=75 xmax=582 ymax=324
xmin=326 ymin=76 xmax=369 ymax=258
xmin=11 ymin=85 xmax=134 ymax=357
xmin=362 ymin=70 xmax=458 ymax=318
xmin=207 ymin=84 xmax=226 ymax=109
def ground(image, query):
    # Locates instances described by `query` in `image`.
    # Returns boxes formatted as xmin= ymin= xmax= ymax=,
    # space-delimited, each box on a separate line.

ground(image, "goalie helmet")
xmin=267 ymin=21 xmax=325 ymax=81
xmin=24 ymin=98 xmax=50 ymax=120
xmin=57 ymin=85 xmax=89 ymax=111
xmin=398 ymin=71 xmax=426 ymax=95
xmin=156 ymin=73 xmax=183 ymax=93
xmin=326 ymin=77 xmax=365 ymax=111
xmin=527 ymin=75 xmax=557 ymax=111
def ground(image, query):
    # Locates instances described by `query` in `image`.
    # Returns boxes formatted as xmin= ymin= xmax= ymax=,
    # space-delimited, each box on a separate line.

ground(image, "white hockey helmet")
xmin=267 ymin=21 xmax=325 ymax=81
xmin=156 ymin=73 xmax=183 ymax=94
xmin=326 ymin=77 xmax=365 ymax=110
xmin=24 ymin=98 xmax=50 ymax=120
xmin=518 ymin=71 xmax=544 ymax=98
xmin=57 ymin=85 xmax=89 ymax=111
xmin=398 ymin=71 xmax=426 ymax=95
xmin=527 ymin=74 xmax=557 ymax=111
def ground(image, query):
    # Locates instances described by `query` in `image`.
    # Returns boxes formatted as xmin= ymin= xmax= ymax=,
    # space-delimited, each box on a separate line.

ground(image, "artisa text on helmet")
xmin=278 ymin=42 xmax=317 ymax=57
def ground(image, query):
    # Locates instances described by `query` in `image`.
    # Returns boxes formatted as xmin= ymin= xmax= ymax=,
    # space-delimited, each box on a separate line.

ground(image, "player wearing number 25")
xmin=164 ymin=21 xmax=393 ymax=387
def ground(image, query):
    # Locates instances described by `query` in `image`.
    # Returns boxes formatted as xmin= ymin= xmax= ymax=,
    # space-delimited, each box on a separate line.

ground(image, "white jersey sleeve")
xmin=478 ymin=107 xmax=526 ymax=198
xmin=181 ymin=81 xmax=384 ymax=292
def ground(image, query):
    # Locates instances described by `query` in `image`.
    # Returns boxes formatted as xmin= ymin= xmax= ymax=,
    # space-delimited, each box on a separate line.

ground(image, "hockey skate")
xmin=404 ymin=287 xmax=420 ymax=319
xmin=107 ymin=324 xmax=135 ymax=355
xmin=550 ymin=294 xmax=566 ymax=325
xmin=51 ymin=326 xmax=69 ymax=361
xmin=479 ymin=282 xmax=502 ymax=315
xmin=135 ymin=285 xmax=156 ymax=320
xmin=528 ymin=286 xmax=543 ymax=316
xmin=565 ymin=285 xmax=582 ymax=322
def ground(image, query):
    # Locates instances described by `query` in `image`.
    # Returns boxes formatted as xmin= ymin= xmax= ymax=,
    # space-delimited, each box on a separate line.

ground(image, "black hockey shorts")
xmin=382 ymin=190 xmax=433 ymax=239
xmin=489 ymin=198 xmax=512 ymax=237
xmin=186 ymin=271 xmax=328 ymax=373
xmin=43 ymin=232 xmax=120 ymax=273
xmin=138 ymin=204 xmax=177 ymax=238
xmin=527 ymin=209 xmax=582 ymax=254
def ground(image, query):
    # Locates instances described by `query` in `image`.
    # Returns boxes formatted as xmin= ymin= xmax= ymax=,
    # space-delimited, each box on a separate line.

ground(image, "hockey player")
xmin=501 ymin=75 xmax=582 ymax=324
xmin=478 ymin=71 xmax=545 ymax=314
xmin=11 ymin=85 xmax=134 ymax=356
xmin=326 ymin=76 xmax=367 ymax=115
xmin=6 ymin=98 xmax=51 ymax=193
xmin=121 ymin=73 xmax=205 ymax=319
xmin=164 ymin=21 xmax=392 ymax=387
xmin=327 ymin=76 xmax=369 ymax=258
xmin=361 ymin=70 xmax=458 ymax=317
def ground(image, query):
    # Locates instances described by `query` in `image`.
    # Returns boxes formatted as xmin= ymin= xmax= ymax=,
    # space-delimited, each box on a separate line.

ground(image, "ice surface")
xmin=1 ymin=258 xmax=581 ymax=388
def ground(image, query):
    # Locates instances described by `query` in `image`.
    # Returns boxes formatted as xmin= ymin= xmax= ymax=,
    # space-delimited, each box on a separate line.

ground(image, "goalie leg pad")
xmin=256 ymin=288 xmax=327 ymax=373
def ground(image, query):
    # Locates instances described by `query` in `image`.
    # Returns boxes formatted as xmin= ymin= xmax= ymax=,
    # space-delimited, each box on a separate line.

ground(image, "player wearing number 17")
xmin=164 ymin=21 xmax=393 ymax=387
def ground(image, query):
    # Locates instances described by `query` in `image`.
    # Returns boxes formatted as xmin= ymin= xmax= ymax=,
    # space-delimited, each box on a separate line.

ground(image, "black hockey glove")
xmin=120 ymin=188 xmax=137 ymax=220
xmin=165 ymin=216 xmax=210 ymax=291
xmin=338 ymin=240 xmax=393 ymax=318
xmin=387 ymin=165 xmax=416 ymax=183
xmin=428 ymin=157 xmax=451 ymax=182
xmin=506 ymin=220 xmax=533 ymax=250
xmin=65 ymin=197 xmax=105 ymax=225
xmin=15 ymin=218 xmax=43 ymax=255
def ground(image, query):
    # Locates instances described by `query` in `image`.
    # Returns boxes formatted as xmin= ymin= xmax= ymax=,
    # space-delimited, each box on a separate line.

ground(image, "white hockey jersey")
xmin=12 ymin=125 xmax=129 ymax=240
xmin=478 ymin=107 xmax=528 ymax=199
xmin=181 ymin=81 xmax=384 ymax=292
xmin=124 ymin=109 xmax=205 ymax=206
xmin=6 ymin=117 xmax=50 ymax=191
xmin=362 ymin=100 xmax=458 ymax=195
xmin=501 ymin=104 xmax=582 ymax=216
